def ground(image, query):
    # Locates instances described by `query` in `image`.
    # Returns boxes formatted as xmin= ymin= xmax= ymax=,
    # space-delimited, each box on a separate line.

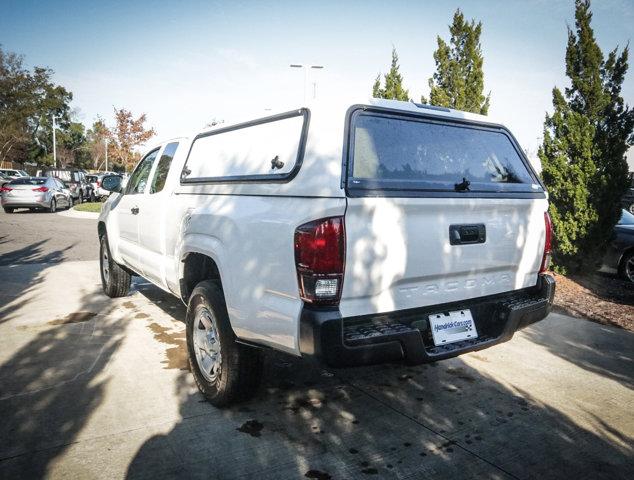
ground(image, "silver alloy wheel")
xmin=101 ymin=242 xmax=110 ymax=284
xmin=193 ymin=307 xmax=222 ymax=383
xmin=629 ymin=203 xmax=634 ymax=215
xmin=626 ymin=256 xmax=634 ymax=283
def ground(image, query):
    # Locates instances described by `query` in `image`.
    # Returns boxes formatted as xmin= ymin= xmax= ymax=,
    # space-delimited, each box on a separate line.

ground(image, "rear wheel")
xmin=100 ymin=234 xmax=131 ymax=297
xmin=619 ymin=251 xmax=634 ymax=283
xmin=49 ymin=199 xmax=56 ymax=213
xmin=78 ymin=192 xmax=83 ymax=204
xmin=629 ymin=203 xmax=634 ymax=215
xmin=186 ymin=280 xmax=262 ymax=407
xmin=89 ymin=191 xmax=96 ymax=202
xmin=3 ymin=208 xmax=13 ymax=214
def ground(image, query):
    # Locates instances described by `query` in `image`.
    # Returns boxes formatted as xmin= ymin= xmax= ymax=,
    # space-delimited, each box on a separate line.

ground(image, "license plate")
xmin=429 ymin=309 xmax=478 ymax=346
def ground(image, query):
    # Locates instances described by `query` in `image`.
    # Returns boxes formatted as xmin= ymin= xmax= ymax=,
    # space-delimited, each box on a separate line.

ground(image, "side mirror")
xmin=102 ymin=175 xmax=123 ymax=193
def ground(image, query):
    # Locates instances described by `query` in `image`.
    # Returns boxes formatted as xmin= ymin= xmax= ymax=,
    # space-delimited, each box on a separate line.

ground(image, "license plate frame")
xmin=429 ymin=309 xmax=478 ymax=346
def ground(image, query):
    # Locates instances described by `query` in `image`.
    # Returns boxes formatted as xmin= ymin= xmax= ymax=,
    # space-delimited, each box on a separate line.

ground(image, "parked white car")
xmin=98 ymin=98 xmax=555 ymax=406
xmin=0 ymin=168 xmax=28 ymax=179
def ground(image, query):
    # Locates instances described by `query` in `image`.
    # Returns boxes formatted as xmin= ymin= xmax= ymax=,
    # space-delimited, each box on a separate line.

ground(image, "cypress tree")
xmin=539 ymin=0 xmax=634 ymax=273
xmin=371 ymin=48 xmax=410 ymax=101
xmin=422 ymin=9 xmax=490 ymax=114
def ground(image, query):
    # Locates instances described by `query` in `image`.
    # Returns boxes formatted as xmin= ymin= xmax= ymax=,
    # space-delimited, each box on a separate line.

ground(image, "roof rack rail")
xmin=409 ymin=100 xmax=451 ymax=113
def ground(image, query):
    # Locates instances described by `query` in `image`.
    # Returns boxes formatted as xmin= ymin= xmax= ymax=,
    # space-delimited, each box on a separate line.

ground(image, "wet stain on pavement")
xmin=237 ymin=419 xmax=264 ymax=437
xmin=122 ymin=301 xmax=135 ymax=309
xmin=304 ymin=470 xmax=332 ymax=480
xmin=147 ymin=322 xmax=188 ymax=370
xmin=135 ymin=312 xmax=149 ymax=319
xmin=48 ymin=311 xmax=97 ymax=325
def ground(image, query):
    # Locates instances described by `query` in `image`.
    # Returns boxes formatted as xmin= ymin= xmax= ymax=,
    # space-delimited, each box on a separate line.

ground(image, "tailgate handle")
xmin=449 ymin=224 xmax=486 ymax=245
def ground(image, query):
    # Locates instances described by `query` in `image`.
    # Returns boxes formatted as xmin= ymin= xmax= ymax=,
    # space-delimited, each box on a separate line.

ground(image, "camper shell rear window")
xmin=346 ymin=107 xmax=544 ymax=197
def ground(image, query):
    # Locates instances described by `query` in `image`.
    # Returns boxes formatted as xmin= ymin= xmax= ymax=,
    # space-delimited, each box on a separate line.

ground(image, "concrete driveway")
xmin=0 ymin=211 xmax=632 ymax=479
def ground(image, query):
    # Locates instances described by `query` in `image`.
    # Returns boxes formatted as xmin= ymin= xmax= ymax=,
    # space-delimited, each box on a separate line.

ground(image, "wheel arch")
xmin=180 ymin=251 xmax=224 ymax=304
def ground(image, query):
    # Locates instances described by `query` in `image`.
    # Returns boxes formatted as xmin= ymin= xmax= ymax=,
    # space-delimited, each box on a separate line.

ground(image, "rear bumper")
xmin=1 ymin=197 xmax=51 ymax=209
xmin=299 ymin=274 xmax=555 ymax=367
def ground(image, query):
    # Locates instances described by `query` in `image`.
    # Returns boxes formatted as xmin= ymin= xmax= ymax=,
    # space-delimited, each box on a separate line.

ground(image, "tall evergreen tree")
xmin=371 ymin=48 xmax=409 ymax=101
xmin=422 ymin=9 xmax=490 ymax=114
xmin=539 ymin=0 xmax=633 ymax=272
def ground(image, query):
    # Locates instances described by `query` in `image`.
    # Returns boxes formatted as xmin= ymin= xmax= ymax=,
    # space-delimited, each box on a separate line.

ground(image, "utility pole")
xmin=104 ymin=138 xmax=109 ymax=172
xmin=290 ymin=64 xmax=324 ymax=103
xmin=52 ymin=115 xmax=57 ymax=168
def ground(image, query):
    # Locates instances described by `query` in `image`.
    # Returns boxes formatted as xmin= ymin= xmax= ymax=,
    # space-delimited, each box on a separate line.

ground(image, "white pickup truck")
xmin=98 ymin=98 xmax=555 ymax=406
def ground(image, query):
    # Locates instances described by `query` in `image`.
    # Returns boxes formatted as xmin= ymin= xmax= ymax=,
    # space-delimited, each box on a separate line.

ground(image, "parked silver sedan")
xmin=1 ymin=177 xmax=73 ymax=213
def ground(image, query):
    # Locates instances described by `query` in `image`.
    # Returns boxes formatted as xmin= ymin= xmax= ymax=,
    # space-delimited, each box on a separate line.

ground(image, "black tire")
xmin=68 ymin=196 xmax=74 ymax=209
xmin=78 ymin=192 xmax=83 ymax=204
xmin=100 ymin=234 xmax=131 ymax=298
xmin=186 ymin=280 xmax=262 ymax=407
xmin=89 ymin=191 xmax=96 ymax=203
xmin=629 ymin=203 xmax=634 ymax=215
xmin=49 ymin=199 xmax=56 ymax=213
xmin=618 ymin=251 xmax=634 ymax=283
xmin=3 ymin=208 xmax=13 ymax=214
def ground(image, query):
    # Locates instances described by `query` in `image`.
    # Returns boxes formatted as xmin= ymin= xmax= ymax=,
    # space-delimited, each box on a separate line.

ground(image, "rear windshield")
xmin=349 ymin=112 xmax=540 ymax=193
xmin=10 ymin=178 xmax=46 ymax=185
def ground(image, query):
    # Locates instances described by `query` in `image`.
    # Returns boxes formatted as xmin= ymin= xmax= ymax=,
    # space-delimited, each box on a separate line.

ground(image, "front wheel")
xmin=100 ymin=234 xmax=131 ymax=297
xmin=619 ymin=251 xmax=634 ymax=283
xmin=3 ymin=208 xmax=13 ymax=214
xmin=49 ymin=199 xmax=56 ymax=213
xmin=628 ymin=203 xmax=634 ymax=215
xmin=186 ymin=280 xmax=262 ymax=407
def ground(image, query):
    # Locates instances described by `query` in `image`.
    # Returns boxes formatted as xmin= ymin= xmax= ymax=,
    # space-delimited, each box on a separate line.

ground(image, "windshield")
xmin=619 ymin=209 xmax=634 ymax=225
xmin=9 ymin=177 xmax=46 ymax=185
xmin=349 ymin=112 xmax=539 ymax=193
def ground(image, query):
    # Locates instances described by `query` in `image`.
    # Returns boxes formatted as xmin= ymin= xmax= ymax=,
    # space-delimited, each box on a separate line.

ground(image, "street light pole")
xmin=52 ymin=115 xmax=57 ymax=168
xmin=104 ymin=138 xmax=109 ymax=172
xmin=290 ymin=64 xmax=324 ymax=103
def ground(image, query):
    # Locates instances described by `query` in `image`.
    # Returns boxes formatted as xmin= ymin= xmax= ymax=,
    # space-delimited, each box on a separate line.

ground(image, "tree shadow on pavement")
xmin=125 ymin=287 xmax=633 ymax=480
xmin=0 ymin=289 xmax=125 ymax=478
xmin=0 ymin=239 xmax=75 ymax=267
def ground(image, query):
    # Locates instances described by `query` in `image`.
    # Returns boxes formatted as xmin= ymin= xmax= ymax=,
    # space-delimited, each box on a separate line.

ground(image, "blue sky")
xmin=2 ymin=0 xmax=633 ymax=163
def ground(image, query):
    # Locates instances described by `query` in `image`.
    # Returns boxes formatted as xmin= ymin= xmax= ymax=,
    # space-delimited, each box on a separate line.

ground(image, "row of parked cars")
xmin=0 ymin=167 xmax=122 ymax=214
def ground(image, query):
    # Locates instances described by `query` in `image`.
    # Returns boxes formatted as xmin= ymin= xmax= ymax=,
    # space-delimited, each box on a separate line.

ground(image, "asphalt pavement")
xmin=0 ymin=209 xmax=632 ymax=479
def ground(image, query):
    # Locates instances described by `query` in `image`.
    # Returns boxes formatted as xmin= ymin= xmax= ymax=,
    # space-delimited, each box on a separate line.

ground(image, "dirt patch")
xmin=552 ymin=272 xmax=633 ymax=331
xmin=147 ymin=322 xmax=188 ymax=370
xmin=135 ymin=312 xmax=149 ymax=319
xmin=122 ymin=301 xmax=135 ymax=309
xmin=48 ymin=312 xmax=97 ymax=325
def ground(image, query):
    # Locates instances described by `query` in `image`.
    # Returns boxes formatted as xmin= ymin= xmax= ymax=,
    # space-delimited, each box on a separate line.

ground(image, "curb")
xmin=57 ymin=208 xmax=100 ymax=220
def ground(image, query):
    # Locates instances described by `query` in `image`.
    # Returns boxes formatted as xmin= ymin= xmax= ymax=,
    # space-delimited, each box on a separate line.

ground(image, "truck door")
xmin=137 ymin=142 xmax=180 ymax=288
xmin=114 ymin=148 xmax=159 ymax=272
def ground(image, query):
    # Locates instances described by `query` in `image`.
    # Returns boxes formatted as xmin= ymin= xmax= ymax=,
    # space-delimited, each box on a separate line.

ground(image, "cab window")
xmin=150 ymin=142 xmax=179 ymax=194
xmin=126 ymin=149 xmax=159 ymax=195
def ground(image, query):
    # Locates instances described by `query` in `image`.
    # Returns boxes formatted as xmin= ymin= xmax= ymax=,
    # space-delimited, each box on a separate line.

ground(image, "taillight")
xmin=294 ymin=216 xmax=345 ymax=305
xmin=539 ymin=212 xmax=553 ymax=273
xmin=97 ymin=180 xmax=101 ymax=187
xmin=0 ymin=187 xmax=11 ymax=192
xmin=32 ymin=186 xmax=49 ymax=192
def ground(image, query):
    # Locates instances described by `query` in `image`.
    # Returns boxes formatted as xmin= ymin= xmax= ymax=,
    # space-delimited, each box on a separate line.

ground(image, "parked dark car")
xmin=602 ymin=209 xmax=634 ymax=282
xmin=622 ymin=173 xmax=634 ymax=214
xmin=43 ymin=168 xmax=94 ymax=203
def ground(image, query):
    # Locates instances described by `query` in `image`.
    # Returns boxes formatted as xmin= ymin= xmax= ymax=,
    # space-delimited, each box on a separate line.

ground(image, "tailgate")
xmin=339 ymin=105 xmax=548 ymax=318
xmin=340 ymin=197 xmax=547 ymax=318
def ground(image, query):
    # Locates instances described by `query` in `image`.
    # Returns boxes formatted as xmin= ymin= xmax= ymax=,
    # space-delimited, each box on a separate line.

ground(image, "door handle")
xmin=131 ymin=206 xmax=139 ymax=215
